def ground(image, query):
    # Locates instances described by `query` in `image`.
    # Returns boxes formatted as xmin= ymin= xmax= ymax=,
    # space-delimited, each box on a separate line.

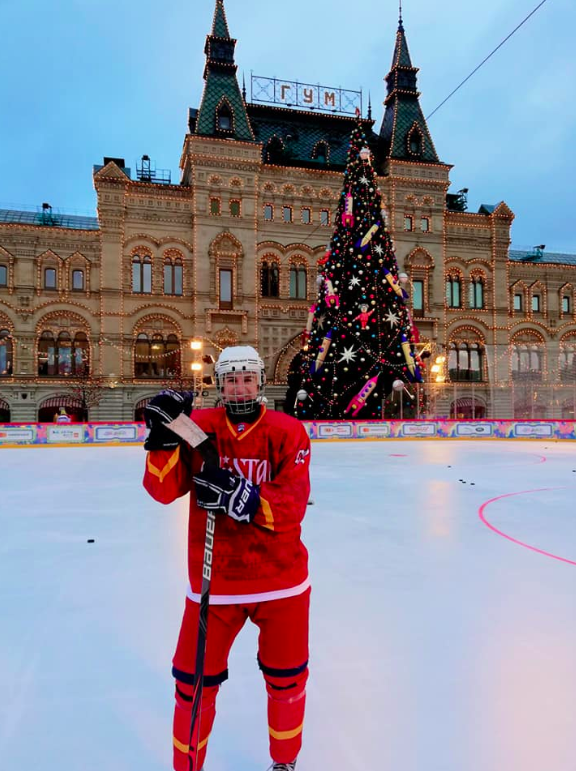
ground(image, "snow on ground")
xmin=0 ymin=440 xmax=575 ymax=771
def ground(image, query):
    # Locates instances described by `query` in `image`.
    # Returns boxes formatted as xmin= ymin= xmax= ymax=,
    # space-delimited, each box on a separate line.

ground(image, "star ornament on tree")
xmin=374 ymin=244 xmax=384 ymax=256
xmin=359 ymin=175 xmax=369 ymax=186
xmin=348 ymin=276 xmax=361 ymax=289
xmin=385 ymin=310 xmax=399 ymax=328
xmin=338 ymin=346 xmax=358 ymax=364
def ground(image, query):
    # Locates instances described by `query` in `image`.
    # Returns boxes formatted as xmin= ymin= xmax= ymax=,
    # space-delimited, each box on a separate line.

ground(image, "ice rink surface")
xmin=1 ymin=439 xmax=575 ymax=771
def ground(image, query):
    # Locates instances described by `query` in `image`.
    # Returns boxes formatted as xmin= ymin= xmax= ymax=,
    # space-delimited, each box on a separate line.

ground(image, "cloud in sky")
xmin=0 ymin=0 xmax=574 ymax=252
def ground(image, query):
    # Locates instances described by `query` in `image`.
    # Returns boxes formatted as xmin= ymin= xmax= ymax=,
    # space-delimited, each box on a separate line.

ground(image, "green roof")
xmin=196 ymin=71 xmax=253 ymax=140
xmin=212 ymin=0 xmax=230 ymax=38
xmin=0 ymin=208 xmax=99 ymax=230
xmin=509 ymin=249 xmax=576 ymax=267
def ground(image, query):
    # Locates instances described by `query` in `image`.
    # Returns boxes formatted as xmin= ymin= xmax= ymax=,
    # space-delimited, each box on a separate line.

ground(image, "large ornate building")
xmin=1 ymin=0 xmax=575 ymax=423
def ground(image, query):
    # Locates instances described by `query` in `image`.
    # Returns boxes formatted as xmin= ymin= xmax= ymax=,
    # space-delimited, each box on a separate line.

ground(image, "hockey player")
xmin=143 ymin=346 xmax=311 ymax=771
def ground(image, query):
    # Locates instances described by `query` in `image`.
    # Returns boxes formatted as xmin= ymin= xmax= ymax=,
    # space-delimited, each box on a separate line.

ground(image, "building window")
xmin=562 ymin=295 xmax=571 ymax=315
xmin=290 ymin=266 xmax=307 ymax=299
xmin=469 ymin=277 xmax=485 ymax=309
xmin=559 ymin=341 xmax=576 ymax=382
xmin=532 ymin=294 xmax=541 ymax=313
xmin=219 ymin=268 xmax=233 ymax=309
xmin=301 ymin=207 xmax=311 ymax=224
xmin=404 ymin=215 xmax=413 ymax=231
xmin=0 ymin=265 xmax=7 ymax=287
xmin=216 ymin=102 xmax=233 ymax=132
xmin=511 ymin=343 xmax=544 ymax=381
xmin=261 ymin=261 xmax=280 ymax=298
xmin=408 ymin=128 xmax=423 ymax=157
xmin=164 ymin=258 xmax=183 ymax=296
xmin=412 ymin=279 xmax=424 ymax=313
xmin=37 ymin=331 xmax=89 ymax=377
xmin=229 ymin=199 xmax=241 ymax=217
xmin=448 ymin=342 xmax=484 ymax=382
xmin=134 ymin=333 xmax=180 ymax=379
xmin=0 ymin=329 xmax=13 ymax=376
xmin=132 ymin=255 xmax=152 ymax=294
xmin=283 ymin=206 xmax=293 ymax=223
xmin=264 ymin=204 xmax=274 ymax=221
xmin=513 ymin=293 xmax=523 ymax=312
xmin=265 ymin=137 xmax=284 ymax=164
xmin=446 ymin=277 xmax=461 ymax=308
xmin=312 ymin=142 xmax=328 ymax=163
xmin=44 ymin=267 xmax=57 ymax=290
xmin=320 ymin=210 xmax=330 ymax=226
xmin=210 ymin=198 xmax=221 ymax=216
xmin=421 ymin=217 xmax=430 ymax=233
xmin=72 ymin=269 xmax=84 ymax=291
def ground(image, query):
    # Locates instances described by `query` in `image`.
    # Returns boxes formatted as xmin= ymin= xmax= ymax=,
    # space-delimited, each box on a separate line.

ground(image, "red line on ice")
xmin=478 ymin=488 xmax=576 ymax=566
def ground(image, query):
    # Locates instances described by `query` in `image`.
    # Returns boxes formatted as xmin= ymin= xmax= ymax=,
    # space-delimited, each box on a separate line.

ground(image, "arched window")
xmin=37 ymin=330 xmax=88 ymax=377
xmin=448 ymin=342 xmax=484 ymax=382
xmin=216 ymin=102 xmax=233 ymax=133
xmin=511 ymin=339 xmax=544 ymax=381
xmin=407 ymin=127 xmax=423 ymax=157
xmin=469 ymin=277 xmax=485 ymax=309
xmin=164 ymin=257 xmax=183 ymax=296
xmin=132 ymin=254 xmax=152 ymax=294
xmin=559 ymin=337 xmax=576 ymax=383
xmin=446 ymin=276 xmax=461 ymax=308
xmin=0 ymin=329 xmax=13 ymax=376
xmin=261 ymin=261 xmax=280 ymax=298
xmin=312 ymin=142 xmax=328 ymax=164
xmin=265 ymin=137 xmax=284 ymax=164
xmin=134 ymin=333 xmax=181 ymax=379
xmin=289 ymin=265 xmax=307 ymax=299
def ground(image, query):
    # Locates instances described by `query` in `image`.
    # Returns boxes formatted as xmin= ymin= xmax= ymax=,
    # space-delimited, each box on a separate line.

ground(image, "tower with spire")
xmin=379 ymin=11 xmax=440 ymax=163
xmin=193 ymin=0 xmax=253 ymax=141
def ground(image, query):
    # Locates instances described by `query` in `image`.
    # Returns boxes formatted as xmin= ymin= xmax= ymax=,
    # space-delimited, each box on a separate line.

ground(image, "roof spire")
xmin=399 ymin=0 xmax=404 ymax=31
xmin=212 ymin=0 xmax=230 ymax=38
xmin=368 ymin=92 xmax=372 ymax=120
xmin=242 ymin=72 xmax=246 ymax=100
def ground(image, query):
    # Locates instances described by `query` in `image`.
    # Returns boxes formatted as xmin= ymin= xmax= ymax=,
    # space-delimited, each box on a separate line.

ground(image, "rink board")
xmin=1 ymin=419 xmax=576 ymax=446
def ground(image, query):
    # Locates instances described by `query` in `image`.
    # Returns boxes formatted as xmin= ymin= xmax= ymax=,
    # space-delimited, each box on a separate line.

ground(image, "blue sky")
xmin=1 ymin=0 xmax=574 ymax=252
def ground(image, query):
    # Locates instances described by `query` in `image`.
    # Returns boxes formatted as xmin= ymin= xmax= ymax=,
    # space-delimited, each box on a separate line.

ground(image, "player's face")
xmin=221 ymin=371 xmax=259 ymax=402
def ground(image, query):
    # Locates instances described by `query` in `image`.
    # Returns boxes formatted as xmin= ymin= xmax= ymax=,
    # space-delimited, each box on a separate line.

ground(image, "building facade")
xmin=1 ymin=0 xmax=575 ymax=423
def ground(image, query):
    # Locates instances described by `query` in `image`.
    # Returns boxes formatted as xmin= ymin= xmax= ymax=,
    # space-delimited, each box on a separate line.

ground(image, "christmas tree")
xmin=293 ymin=119 xmax=422 ymax=420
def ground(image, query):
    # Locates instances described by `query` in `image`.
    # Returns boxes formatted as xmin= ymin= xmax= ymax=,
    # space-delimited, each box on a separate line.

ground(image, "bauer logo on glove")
xmin=193 ymin=466 xmax=260 ymax=524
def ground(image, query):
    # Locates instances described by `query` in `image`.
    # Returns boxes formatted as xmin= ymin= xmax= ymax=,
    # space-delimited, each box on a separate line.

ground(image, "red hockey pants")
xmin=171 ymin=588 xmax=310 ymax=771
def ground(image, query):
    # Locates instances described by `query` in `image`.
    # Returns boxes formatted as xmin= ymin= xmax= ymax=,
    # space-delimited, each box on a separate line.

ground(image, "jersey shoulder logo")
xmin=295 ymin=449 xmax=310 ymax=465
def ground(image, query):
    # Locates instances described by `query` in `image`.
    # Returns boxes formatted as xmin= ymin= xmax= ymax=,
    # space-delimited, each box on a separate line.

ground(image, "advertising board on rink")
xmin=0 ymin=420 xmax=576 ymax=447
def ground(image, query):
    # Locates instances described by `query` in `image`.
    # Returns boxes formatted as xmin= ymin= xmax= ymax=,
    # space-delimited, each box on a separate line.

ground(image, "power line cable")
xmin=426 ymin=0 xmax=551 ymax=120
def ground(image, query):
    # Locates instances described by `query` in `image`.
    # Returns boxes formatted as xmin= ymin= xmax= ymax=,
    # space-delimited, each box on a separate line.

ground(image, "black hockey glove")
xmin=193 ymin=467 xmax=260 ymax=524
xmin=144 ymin=389 xmax=194 ymax=451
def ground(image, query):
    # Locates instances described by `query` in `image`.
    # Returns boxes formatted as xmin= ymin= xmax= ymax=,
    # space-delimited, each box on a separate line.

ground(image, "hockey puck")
xmin=307 ymin=499 xmax=315 ymax=505
xmin=87 ymin=539 xmax=95 ymax=543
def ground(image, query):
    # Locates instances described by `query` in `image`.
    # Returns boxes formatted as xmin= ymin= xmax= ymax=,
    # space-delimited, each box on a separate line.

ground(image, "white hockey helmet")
xmin=215 ymin=345 xmax=266 ymax=414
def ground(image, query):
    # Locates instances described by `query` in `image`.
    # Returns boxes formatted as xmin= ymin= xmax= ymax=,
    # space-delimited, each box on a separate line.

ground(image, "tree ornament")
xmin=311 ymin=329 xmax=334 ymax=374
xmin=344 ymin=375 xmax=379 ymax=417
xmin=342 ymin=189 xmax=355 ymax=228
xmin=297 ymin=390 xmax=309 ymax=401
xmin=354 ymin=304 xmax=375 ymax=329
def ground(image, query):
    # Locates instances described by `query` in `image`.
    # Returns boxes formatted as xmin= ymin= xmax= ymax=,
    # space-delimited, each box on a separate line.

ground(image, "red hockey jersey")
xmin=143 ymin=407 xmax=311 ymax=602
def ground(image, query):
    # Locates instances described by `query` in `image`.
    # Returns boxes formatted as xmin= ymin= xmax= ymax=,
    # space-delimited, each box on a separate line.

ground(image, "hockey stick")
xmin=165 ymin=412 xmax=219 ymax=771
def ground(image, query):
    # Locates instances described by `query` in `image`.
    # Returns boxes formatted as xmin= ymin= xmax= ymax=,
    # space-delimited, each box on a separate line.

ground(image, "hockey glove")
xmin=144 ymin=389 xmax=194 ymax=451
xmin=193 ymin=467 xmax=260 ymax=524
